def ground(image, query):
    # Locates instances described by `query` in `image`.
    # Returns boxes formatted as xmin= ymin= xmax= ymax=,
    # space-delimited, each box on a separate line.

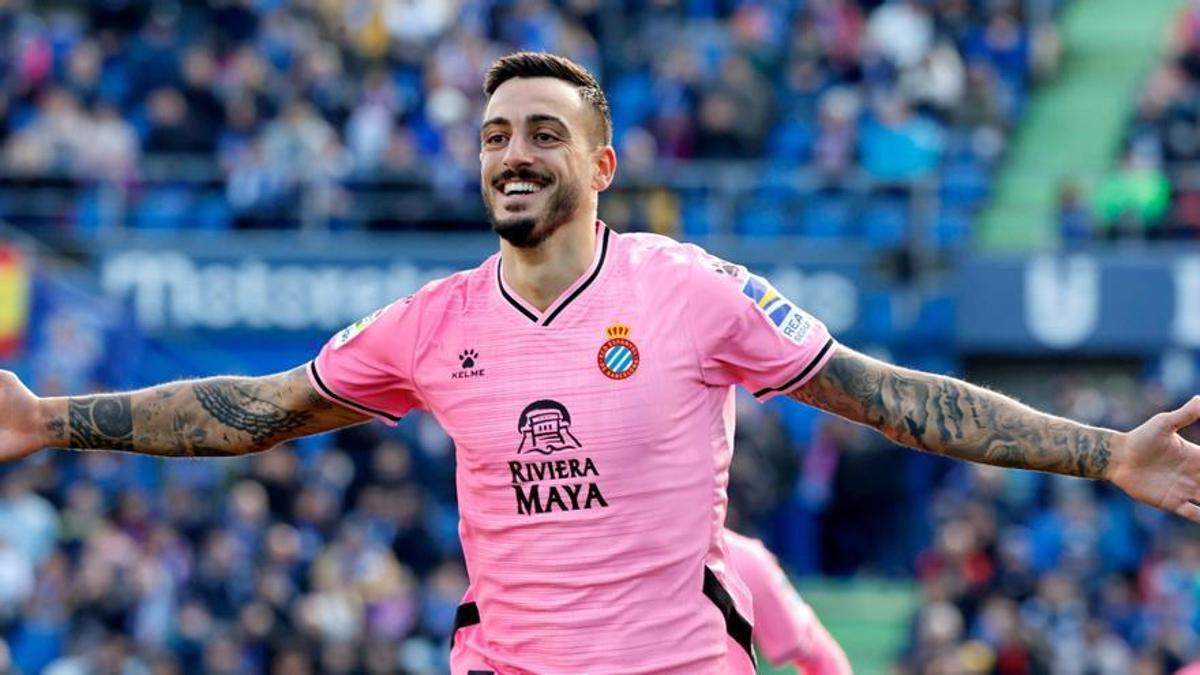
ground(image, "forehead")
xmin=483 ymin=77 xmax=589 ymax=130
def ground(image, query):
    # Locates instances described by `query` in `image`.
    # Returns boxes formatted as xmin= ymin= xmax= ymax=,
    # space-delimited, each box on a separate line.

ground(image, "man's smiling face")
xmin=480 ymin=77 xmax=600 ymax=248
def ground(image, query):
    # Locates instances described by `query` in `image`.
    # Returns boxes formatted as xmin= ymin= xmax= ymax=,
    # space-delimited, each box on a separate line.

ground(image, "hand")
xmin=1108 ymin=396 xmax=1200 ymax=523
xmin=0 ymin=370 xmax=47 ymax=463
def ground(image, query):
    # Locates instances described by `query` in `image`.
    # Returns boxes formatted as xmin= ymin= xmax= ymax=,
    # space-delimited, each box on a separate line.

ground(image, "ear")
xmin=591 ymin=145 xmax=617 ymax=192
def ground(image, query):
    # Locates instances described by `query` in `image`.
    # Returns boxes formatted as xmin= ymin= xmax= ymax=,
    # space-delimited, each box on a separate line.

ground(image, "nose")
xmin=501 ymin=133 xmax=534 ymax=171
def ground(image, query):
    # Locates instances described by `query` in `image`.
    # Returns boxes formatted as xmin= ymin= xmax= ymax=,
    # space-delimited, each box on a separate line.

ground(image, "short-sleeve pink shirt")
xmin=310 ymin=223 xmax=835 ymax=673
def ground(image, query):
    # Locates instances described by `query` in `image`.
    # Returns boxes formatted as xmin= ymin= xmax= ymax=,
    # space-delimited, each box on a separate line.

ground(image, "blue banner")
xmin=956 ymin=251 xmax=1200 ymax=354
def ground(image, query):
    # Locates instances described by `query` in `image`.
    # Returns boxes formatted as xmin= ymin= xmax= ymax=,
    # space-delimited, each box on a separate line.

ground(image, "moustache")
xmin=491 ymin=168 xmax=553 ymax=189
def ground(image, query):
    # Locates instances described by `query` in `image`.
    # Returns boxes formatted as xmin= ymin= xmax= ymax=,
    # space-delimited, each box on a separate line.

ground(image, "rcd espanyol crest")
xmin=597 ymin=322 xmax=639 ymax=380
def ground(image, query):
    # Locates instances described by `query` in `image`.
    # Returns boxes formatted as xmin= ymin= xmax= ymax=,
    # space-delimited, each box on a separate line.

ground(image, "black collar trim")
xmin=498 ymin=226 xmax=612 ymax=326
xmin=543 ymin=226 xmax=610 ymax=326
xmin=497 ymin=261 xmax=539 ymax=322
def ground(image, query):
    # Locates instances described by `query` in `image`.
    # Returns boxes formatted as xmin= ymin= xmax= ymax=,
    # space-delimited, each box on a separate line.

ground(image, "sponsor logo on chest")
xmin=508 ymin=399 xmax=609 ymax=516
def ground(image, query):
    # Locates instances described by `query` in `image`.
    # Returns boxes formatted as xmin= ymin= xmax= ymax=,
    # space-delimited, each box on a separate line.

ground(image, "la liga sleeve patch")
xmin=740 ymin=274 xmax=815 ymax=345
xmin=333 ymin=306 xmax=385 ymax=349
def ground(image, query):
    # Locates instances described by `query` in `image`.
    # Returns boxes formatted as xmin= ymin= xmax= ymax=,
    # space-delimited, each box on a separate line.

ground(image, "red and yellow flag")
xmin=0 ymin=245 xmax=30 ymax=358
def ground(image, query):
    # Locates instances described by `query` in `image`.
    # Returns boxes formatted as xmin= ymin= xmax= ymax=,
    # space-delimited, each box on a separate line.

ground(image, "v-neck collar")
xmin=496 ymin=223 xmax=612 ymax=327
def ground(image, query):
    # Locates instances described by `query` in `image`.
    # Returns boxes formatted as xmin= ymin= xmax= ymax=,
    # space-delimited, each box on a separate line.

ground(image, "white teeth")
xmin=503 ymin=182 xmax=543 ymax=195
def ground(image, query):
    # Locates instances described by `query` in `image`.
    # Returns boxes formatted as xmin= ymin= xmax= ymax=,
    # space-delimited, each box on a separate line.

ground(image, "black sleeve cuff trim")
xmin=751 ymin=337 xmax=835 ymax=398
xmin=308 ymin=361 xmax=402 ymax=423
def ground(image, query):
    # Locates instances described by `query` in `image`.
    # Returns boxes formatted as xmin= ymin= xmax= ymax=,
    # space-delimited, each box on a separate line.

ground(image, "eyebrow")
xmin=527 ymin=114 xmax=569 ymax=131
xmin=481 ymin=114 xmax=571 ymax=134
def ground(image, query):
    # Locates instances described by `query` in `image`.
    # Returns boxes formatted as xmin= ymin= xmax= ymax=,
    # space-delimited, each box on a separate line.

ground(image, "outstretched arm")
xmin=0 ymin=366 xmax=370 ymax=460
xmin=791 ymin=345 xmax=1200 ymax=522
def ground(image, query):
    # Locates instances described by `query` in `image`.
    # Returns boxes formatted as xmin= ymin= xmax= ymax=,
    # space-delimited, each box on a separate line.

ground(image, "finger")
xmin=1176 ymin=499 xmax=1200 ymax=526
xmin=1163 ymin=395 xmax=1200 ymax=432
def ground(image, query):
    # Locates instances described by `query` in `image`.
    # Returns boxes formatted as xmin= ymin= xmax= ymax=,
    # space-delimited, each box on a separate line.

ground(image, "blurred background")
xmin=0 ymin=0 xmax=1198 ymax=673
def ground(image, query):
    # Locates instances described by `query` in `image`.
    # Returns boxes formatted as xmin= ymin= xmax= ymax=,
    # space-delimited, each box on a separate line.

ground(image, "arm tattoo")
xmin=790 ymin=348 xmax=1113 ymax=479
xmin=68 ymin=396 xmax=134 ymax=452
xmin=193 ymin=381 xmax=312 ymax=446
xmin=59 ymin=367 xmax=369 ymax=458
xmin=45 ymin=416 xmax=66 ymax=442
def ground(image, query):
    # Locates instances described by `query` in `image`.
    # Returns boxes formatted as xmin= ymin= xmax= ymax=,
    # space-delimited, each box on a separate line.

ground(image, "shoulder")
xmin=406 ymin=253 xmax=498 ymax=315
xmin=616 ymin=231 xmax=717 ymax=276
xmin=335 ymin=256 xmax=492 ymax=346
xmin=614 ymin=231 xmax=751 ymax=297
xmin=618 ymin=231 xmax=697 ymax=265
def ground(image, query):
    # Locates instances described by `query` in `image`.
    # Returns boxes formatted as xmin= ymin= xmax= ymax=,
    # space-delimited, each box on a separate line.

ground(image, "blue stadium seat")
xmin=863 ymin=199 xmax=910 ymax=249
xmin=194 ymin=194 xmax=233 ymax=231
xmin=131 ymin=186 xmax=194 ymax=231
xmin=800 ymin=193 xmax=853 ymax=240
xmin=73 ymin=187 xmax=108 ymax=234
xmin=933 ymin=208 xmax=972 ymax=249
xmin=939 ymin=160 xmax=989 ymax=208
xmin=735 ymin=197 xmax=788 ymax=238
xmin=680 ymin=195 xmax=714 ymax=237
xmin=767 ymin=119 xmax=815 ymax=165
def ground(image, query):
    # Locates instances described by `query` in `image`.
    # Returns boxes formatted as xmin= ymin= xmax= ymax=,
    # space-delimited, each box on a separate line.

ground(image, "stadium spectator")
xmin=859 ymin=95 xmax=943 ymax=182
xmin=4 ymin=88 xmax=90 ymax=177
xmin=143 ymin=87 xmax=211 ymax=155
xmin=1057 ymin=178 xmax=1094 ymax=244
xmin=1094 ymin=146 xmax=1171 ymax=240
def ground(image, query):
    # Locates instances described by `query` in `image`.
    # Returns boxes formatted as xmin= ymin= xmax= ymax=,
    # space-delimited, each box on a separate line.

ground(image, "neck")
xmin=500 ymin=214 xmax=598 ymax=312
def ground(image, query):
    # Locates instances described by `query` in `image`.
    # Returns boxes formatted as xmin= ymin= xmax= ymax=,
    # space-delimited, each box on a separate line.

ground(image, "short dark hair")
xmin=484 ymin=52 xmax=612 ymax=146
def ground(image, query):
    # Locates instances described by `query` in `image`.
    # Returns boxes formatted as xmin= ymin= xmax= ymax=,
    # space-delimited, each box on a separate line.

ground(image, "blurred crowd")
xmin=0 ymin=0 xmax=1062 ymax=243
xmin=1061 ymin=0 xmax=1200 ymax=243
xmin=0 ymin=416 xmax=467 ymax=674
xmin=892 ymin=376 xmax=1200 ymax=675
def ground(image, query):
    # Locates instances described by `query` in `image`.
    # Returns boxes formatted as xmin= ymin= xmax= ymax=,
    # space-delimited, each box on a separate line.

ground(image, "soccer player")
xmin=724 ymin=529 xmax=852 ymax=674
xmin=2 ymin=52 xmax=1200 ymax=673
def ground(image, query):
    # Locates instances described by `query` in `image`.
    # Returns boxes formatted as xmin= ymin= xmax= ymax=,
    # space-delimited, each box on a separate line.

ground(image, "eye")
xmin=534 ymin=132 xmax=558 ymax=143
xmin=483 ymin=133 xmax=507 ymax=147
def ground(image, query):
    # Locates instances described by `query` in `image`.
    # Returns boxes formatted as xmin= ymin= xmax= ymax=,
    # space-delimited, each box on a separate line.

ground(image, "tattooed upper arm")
xmin=788 ymin=345 xmax=892 ymax=433
xmin=63 ymin=365 xmax=371 ymax=458
xmin=788 ymin=344 xmax=1113 ymax=478
xmin=185 ymin=366 xmax=371 ymax=448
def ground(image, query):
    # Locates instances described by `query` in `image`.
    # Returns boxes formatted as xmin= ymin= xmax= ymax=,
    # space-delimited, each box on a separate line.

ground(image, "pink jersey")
xmin=724 ymin=529 xmax=841 ymax=669
xmin=310 ymin=222 xmax=835 ymax=674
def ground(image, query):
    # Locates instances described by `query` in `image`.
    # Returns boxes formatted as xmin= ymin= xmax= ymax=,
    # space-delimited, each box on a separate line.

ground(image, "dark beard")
xmin=484 ymin=173 xmax=581 ymax=249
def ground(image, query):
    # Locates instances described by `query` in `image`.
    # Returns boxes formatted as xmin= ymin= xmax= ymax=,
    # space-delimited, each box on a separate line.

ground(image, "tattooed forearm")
xmin=790 ymin=347 xmax=1114 ymax=479
xmin=49 ymin=366 xmax=369 ymax=458
xmin=68 ymin=396 xmax=134 ymax=451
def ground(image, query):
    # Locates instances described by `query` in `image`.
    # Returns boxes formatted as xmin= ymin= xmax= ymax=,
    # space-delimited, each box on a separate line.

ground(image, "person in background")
xmin=725 ymin=529 xmax=853 ymax=675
